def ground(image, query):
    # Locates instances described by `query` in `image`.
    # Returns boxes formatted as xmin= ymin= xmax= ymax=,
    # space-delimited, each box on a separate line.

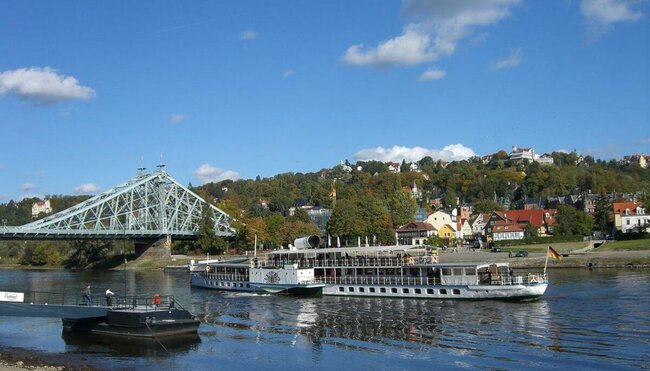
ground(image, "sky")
xmin=0 ymin=0 xmax=649 ymax=201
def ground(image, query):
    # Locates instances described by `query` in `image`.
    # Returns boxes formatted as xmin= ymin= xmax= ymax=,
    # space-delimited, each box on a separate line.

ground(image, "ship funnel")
xmin=293 ymin=235 xmax=320 ymax=249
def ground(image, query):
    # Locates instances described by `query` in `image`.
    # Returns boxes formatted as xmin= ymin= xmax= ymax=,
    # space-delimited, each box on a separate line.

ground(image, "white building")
xmin=509 ymin=146 xmax=535 ymax=162
xmin=613 ymin=202 xmax=650 ymax=234
xmin=31 ymin=200 xmax=52 ymax=218
xmin=426 ymin=210 xmax=457 ymax=235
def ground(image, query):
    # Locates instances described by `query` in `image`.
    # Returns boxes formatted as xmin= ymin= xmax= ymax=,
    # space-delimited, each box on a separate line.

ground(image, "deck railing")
xmin=259 ymin=256 xmax=435 ymax=269
xmin=199 ymin=272 xmax=250 ymax=282
xmin=21 ymin=291 xmax=182 ymax=311
xmin=316 ymin=273 xmax=547 ymax=287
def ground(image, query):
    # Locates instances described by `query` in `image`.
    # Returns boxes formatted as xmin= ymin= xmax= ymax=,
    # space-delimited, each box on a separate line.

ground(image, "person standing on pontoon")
xmin=83 ymin=285 xmax=92 ymax=306
xmin=105 ymin=288 xmax=114 ymax=306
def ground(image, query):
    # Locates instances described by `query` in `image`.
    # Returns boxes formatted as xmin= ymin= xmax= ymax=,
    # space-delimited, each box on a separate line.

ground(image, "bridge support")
xmin=134 ymin=236 xmax=172 ymax=259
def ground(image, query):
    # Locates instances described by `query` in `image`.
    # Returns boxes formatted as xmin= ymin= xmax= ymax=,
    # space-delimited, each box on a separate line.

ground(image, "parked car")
xmin=490 ymin=247 xmax=501 ymax=253
xmin=514 ymin=250 xmax=529 ymax=257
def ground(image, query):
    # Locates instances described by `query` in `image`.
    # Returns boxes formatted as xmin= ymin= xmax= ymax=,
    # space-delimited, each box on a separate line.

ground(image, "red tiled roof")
xmin=613 ymin=202 xmax=641 ymax=215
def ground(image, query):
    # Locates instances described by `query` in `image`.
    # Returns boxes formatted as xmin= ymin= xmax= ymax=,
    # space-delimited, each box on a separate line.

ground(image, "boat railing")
xmin=199 ymin=272 xmax=250 ymax=282
xmin=318 ymin=276 xmax=439 ymax=286
xmin=259 ymin=257 xmax=428 ymax=269
xmin=110 ymin=295 xmax=181 ymax=312
xmin=485 ymin=273 xmax=548 ymax=286
xmin=18 ymin=291 xmax=183 ymax=311
xmin=317 ymin=273 xmax=548 ymax=287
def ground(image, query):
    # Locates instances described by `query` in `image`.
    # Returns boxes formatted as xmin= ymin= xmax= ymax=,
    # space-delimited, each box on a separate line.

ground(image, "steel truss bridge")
xmin=0 ymin=169 xmax=234 ymax=240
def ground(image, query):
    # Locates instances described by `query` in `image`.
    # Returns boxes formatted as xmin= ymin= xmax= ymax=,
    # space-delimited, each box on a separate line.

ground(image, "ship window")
xmin=391 ymin=288 xmax=397 ymax=293
xmin=442 ymin=268 xmax=452 ymax=276
xmin=402 ymin=288 xmax=409 ymax=294
xmin=440 ymin=289 xmax=447 ymax=295
xmin=426 ymin=289 xmax=434 ymax=294
xmin=348 ymin=287 xmax=354 ymax=292
xmin=338 ymin=287 xmax=344 ymax=292
xmin=452 ymin=289 xmax=461 ymax=295
xmin=452 ymin=268 xmax=463 ymax=276
xmin=246 ymin=284 xmax=250 ymax=288
xmin=359 ymin=287 xmax=365 ymax=293
xmin=380 ymin=288 xmax=386 ymax=293
xmin=415 ymin=288 xmax=422 ymax=294
xmin=369 ymin=287 xmax=376 ymax=293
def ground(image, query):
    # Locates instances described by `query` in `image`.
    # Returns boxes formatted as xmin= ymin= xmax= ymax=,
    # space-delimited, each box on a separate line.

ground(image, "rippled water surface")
xmin=0 ymin=268 xmax=648 ymax=370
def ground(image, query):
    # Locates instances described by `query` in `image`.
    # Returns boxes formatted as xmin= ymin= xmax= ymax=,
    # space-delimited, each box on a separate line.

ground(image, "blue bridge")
xmin=0 ymin=168 xmax=234 ymax=241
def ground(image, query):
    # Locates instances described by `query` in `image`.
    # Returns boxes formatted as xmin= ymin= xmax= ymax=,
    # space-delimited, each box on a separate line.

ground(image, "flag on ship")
xmin=547 ymin=246 xmax=562 ymax=261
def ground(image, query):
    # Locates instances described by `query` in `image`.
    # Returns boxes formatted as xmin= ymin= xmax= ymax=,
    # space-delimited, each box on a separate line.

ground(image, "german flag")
xmin=548 ymin=246 xmax=562 ymax=261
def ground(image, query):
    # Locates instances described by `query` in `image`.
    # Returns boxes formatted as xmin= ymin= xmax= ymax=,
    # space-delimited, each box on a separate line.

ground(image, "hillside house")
xmin=31 ymin=200 xmax=52 ymax=218
xmin=613 ymin=202 xmax=650 ymax=234
xmin=395 ymin=222 xmax=437 ymax=246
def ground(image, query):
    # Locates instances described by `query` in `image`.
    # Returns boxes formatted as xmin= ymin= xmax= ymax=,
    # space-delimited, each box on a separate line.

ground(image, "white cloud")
xmin=193 ymin=164 xmax=241 ymax=184
xmin=418 ymin=67 xmax=447 ymax=81
xmin=491 ymin=48 xmax=522 ymax=70
xmin=638 ymin=138 xmax=650 ymax=145
xmin=21 ymin=183 xmax=35 ymax=192
xmin=240 ymin=31 xmax=258 ymax=40
xmin=0 ymin=67 xmax=95 ymax=104
xmin=581 ymin=0 xmax=644 ymax=39
xmin=170 ymin=113 xmax=186 ymax=125
xmin=74 ymin=183 xmax=100 ymax=194
xmin=283 ymin=69 xmax=294 ymax=78
xmin=341 ymin=0 xmax=520 ymax=68
xmin=581 ymin=0 xmax=643 ymax=25
xmin=354 ymin=144 xmax=476 ymax=163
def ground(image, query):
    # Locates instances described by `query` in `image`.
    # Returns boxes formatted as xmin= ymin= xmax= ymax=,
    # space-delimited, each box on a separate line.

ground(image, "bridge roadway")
xmin=0 ymin=227 xmax=197 ymax=240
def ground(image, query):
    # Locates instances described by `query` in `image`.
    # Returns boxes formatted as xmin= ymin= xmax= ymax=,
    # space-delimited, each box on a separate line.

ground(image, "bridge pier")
xmin=135 ymin=236 xmax=172 ymax=259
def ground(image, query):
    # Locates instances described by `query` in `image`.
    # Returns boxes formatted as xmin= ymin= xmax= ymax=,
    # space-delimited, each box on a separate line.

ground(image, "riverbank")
xmin=439 ymin=249 xmax=650 ymax=268
xmin=1 ymin=241 xmax=649 ymax=271
xmin=0 ymin=346 xmax=95 ymax=371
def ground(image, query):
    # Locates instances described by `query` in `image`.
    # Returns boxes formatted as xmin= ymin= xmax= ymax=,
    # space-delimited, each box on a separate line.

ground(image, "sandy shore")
xmin=438 ymin=249 xmax=650 ymax=269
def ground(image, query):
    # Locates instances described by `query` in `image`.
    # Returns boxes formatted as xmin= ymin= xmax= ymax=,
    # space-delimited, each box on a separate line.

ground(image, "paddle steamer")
xmin=190 ymin=236 xmax=547 ymax=300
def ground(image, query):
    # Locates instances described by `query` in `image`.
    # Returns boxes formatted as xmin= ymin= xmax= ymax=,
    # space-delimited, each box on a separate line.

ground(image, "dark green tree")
xmin=594 ymin=194 xmax=610 ymax=236
xmin=197 ymin=206 xmax=222 ymax=253
xmin=389 ymin=190 xmax=417 ymax=227
xmin=554 ymin=205 xmax=594 ymax=236
xmin=524 ymin=223 xmax=539 ymax=238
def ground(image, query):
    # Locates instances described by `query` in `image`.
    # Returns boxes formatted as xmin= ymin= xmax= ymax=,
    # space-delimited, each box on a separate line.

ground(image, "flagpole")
xmin=544 ymin=245 xmax=550 ymax=276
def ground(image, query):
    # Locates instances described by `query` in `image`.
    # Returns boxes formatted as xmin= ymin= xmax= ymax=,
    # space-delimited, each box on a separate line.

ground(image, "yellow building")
xmin=437 ymin=224 xmax=456 ymax=240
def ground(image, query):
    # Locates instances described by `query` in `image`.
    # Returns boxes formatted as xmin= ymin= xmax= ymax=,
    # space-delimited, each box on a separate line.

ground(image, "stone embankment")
xmin=439 ymin=249 xmax=650 ymax=269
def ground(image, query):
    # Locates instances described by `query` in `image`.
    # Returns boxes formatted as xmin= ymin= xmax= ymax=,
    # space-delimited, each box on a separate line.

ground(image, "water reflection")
xmin=0 ymin=269 xmax=648 ymax=370
xmin=61 ymin=331 xmax=201 ymax=357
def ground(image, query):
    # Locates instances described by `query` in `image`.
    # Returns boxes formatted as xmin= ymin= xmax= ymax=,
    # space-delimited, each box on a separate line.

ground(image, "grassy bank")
xmin=596 ymin=239 xmax=650 ymax=251
xmin=498 ymin=241 xmax=591 ymax=253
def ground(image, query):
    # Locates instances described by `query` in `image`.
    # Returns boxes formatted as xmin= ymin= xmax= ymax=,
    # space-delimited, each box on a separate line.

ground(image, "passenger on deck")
xmin=83 ymin=285 xmax=92 ymax=306
xmin=105 ymin=288 xmax=114 ymax=306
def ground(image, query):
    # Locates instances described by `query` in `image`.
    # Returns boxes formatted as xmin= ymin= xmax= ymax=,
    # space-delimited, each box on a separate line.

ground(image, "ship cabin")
xmin=263 ymin=245 xmax=438 ymax=269
xmin=263 ymin=246 xmax=513 ymax=287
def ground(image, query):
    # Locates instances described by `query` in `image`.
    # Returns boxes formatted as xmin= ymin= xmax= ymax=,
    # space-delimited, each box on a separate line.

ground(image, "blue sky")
xmin=0 ymin=0 xmax=648 ymax=201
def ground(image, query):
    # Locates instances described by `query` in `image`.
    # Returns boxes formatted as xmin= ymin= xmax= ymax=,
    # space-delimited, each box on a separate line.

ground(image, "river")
xmin=0 ymin=268 xmax=648 ymax=370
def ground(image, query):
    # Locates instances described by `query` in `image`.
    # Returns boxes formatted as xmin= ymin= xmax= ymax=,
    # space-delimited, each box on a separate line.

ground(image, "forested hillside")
xmin=1 ymin=151 xmax=649 ymax=262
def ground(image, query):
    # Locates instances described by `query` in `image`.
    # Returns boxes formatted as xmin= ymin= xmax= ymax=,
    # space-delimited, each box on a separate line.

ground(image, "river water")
xmin=0 ymin=268 xmax=648 ymax=370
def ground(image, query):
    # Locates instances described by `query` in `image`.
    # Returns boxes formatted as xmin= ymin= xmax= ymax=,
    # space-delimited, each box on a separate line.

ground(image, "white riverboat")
xmin=190 ymin=237 xmax=548 ymax=300
xmin=189 ymin=257 xmax=325 ymax=296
